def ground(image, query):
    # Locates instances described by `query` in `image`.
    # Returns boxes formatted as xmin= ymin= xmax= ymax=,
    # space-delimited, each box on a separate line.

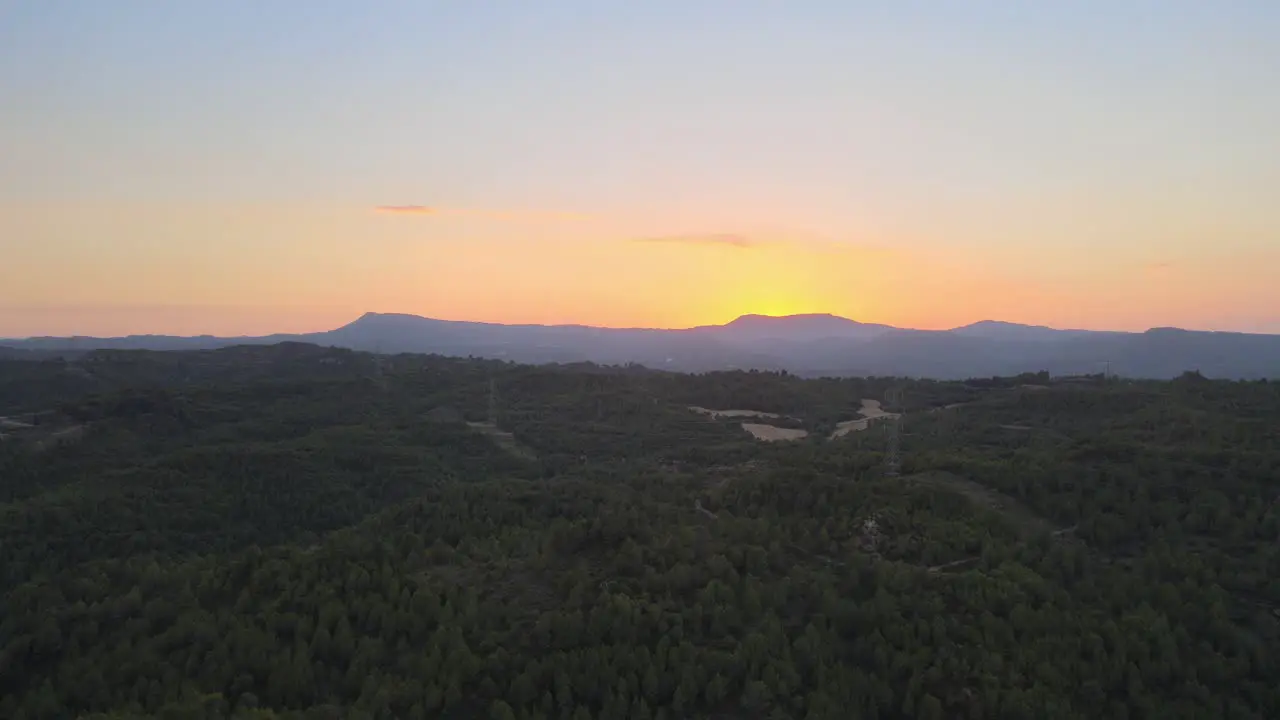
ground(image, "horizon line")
xmin=5 ymin=309 xmax=1275 ymax=341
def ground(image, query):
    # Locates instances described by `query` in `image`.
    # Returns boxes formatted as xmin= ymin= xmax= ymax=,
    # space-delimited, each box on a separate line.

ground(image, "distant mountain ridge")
xmin=4 ymin=312 xmax=1279 ymax=379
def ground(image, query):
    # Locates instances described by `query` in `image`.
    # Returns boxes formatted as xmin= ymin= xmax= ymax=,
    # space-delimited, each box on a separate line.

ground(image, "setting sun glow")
xmin=2 ymin=3 xmax=1278 ymax=337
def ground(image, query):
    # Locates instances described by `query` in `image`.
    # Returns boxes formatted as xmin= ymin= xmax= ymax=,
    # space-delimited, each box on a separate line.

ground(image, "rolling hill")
xmin=4 ymin=312 xmax=1279 ymax=379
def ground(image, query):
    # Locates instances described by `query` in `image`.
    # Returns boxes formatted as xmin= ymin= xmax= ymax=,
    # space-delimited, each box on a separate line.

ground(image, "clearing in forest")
xmin=907 ymin=470 xmax=1062 ymax=538
xmin=830 ymin=398 xmax=901 ymax=439
xmin=687 ymin=406 xmax=784 ymax=420
xmin=466 ymin=421 xmax=537 ymax=460
xmin=741 ymin=423 xmax=809 ymax=442
xmin=687 ymin=405 xmax=809 ymax=442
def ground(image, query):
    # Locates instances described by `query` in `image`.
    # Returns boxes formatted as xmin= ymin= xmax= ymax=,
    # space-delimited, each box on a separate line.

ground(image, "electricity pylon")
xmin=488 ymin=377 xmax=498 ymax=425
xmin=884 ymin=386 xmax=904 ymax=476
xmin=371 ymin=345 xmax=388 ymax=391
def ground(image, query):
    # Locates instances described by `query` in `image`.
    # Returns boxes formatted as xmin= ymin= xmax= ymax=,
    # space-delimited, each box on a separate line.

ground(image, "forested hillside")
xmin=1 ymin=346 xmax=1277 ymax=719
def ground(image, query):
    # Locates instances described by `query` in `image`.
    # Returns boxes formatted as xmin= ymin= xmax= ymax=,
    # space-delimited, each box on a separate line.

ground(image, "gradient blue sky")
xmin=3 ymin=1 xmax=1278 ymax=336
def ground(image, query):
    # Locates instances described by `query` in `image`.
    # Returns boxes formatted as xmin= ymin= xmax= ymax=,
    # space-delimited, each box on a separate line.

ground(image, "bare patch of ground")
xmin=688 ymin=406 xmax=783 ymax=420
xmin=1018 ymin=384 xmax=1050 ymax=390
xmin=0 ymin=417 xmax=34 ymax=430
xmin=687 ymin=406 xmax=808 ymax=442
xmin=466 ymin=421 xmax=537 ymax=460
xmin=741 ymin=423 xmax=809 ymax=442
xmin=830 ymin=398 xmax=901 ymax=439
xmin=999 ymin=424 xmax=1032 ymax=431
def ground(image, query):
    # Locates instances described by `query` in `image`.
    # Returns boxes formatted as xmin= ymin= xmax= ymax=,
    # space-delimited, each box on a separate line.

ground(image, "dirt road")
xmin=688 ymin=406 xmax=783 ymax=420
xmin=830 ymin=398 xmax=901 ymax=439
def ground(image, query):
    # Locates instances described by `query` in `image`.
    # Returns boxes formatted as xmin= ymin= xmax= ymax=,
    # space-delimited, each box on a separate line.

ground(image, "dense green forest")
xmin=1 ymin=344 xmax=1277 ymax=719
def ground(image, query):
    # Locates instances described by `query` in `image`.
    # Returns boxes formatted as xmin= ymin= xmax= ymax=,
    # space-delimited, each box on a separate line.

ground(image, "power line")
xmin=370 ymin=344 xmax=387 ymax=390
xmin=488 ymin=377 xmax=498 ymax=425
xmin=884 ymin=386 xmax=903 ymax=477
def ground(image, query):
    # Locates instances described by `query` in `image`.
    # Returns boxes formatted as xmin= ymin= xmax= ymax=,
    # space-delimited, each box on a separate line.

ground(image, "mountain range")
xmin=4 ymin=312 xmax=1279 ymax=379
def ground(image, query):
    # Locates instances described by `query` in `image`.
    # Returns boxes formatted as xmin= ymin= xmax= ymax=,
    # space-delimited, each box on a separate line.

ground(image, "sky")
xmin=2 ymin=1 xmax=1279 ymax=337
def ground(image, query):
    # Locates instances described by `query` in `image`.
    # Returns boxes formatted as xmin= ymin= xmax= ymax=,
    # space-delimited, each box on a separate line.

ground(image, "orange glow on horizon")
xmin=2 ymin=203 xmax=1278 ymax=337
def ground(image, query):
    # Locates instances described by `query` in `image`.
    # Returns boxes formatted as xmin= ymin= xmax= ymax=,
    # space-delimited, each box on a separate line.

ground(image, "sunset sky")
xmin=3 ymin=2 xmax=1278 ymax=338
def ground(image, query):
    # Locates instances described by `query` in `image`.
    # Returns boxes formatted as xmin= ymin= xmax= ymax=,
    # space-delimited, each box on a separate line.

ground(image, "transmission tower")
xmin=884 ymin=386 xmax=903 ymax=477
xmin=371 ymin=344 xmax=387 ymax=390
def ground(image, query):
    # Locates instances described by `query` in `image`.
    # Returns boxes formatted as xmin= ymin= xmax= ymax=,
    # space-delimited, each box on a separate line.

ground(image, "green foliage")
xmin=1 ymin=348 xmax=1278 ymax=719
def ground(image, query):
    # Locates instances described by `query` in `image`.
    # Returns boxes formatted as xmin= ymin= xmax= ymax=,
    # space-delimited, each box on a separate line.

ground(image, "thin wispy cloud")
xmin=806 ymin=239 xmax=900 ymax=257
xmin=631 ymin=233 xmax=758 ymax=249
xmin=630 ymin=232 xmax=901 ymax=257
xmin=374 ymin=205 xmax=589 ymax=223
xmin=375 ymin=205 xmax=440 ymax=215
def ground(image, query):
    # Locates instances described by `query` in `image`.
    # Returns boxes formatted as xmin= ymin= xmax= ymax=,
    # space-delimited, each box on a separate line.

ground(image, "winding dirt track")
xmin=687 ymin=406 xmax=782 ymax=420
xmin=830 ymin=399 xmax=901 ymax=439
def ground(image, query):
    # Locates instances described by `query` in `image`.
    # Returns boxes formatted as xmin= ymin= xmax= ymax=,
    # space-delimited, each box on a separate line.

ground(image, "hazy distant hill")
xmin=4 ymin=312 xmax=1279 ymax=379
xmin=695 ymin=313 xmax=897 ymax=343
xmin=948 ymin=320 xmax=1104 ymax=342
